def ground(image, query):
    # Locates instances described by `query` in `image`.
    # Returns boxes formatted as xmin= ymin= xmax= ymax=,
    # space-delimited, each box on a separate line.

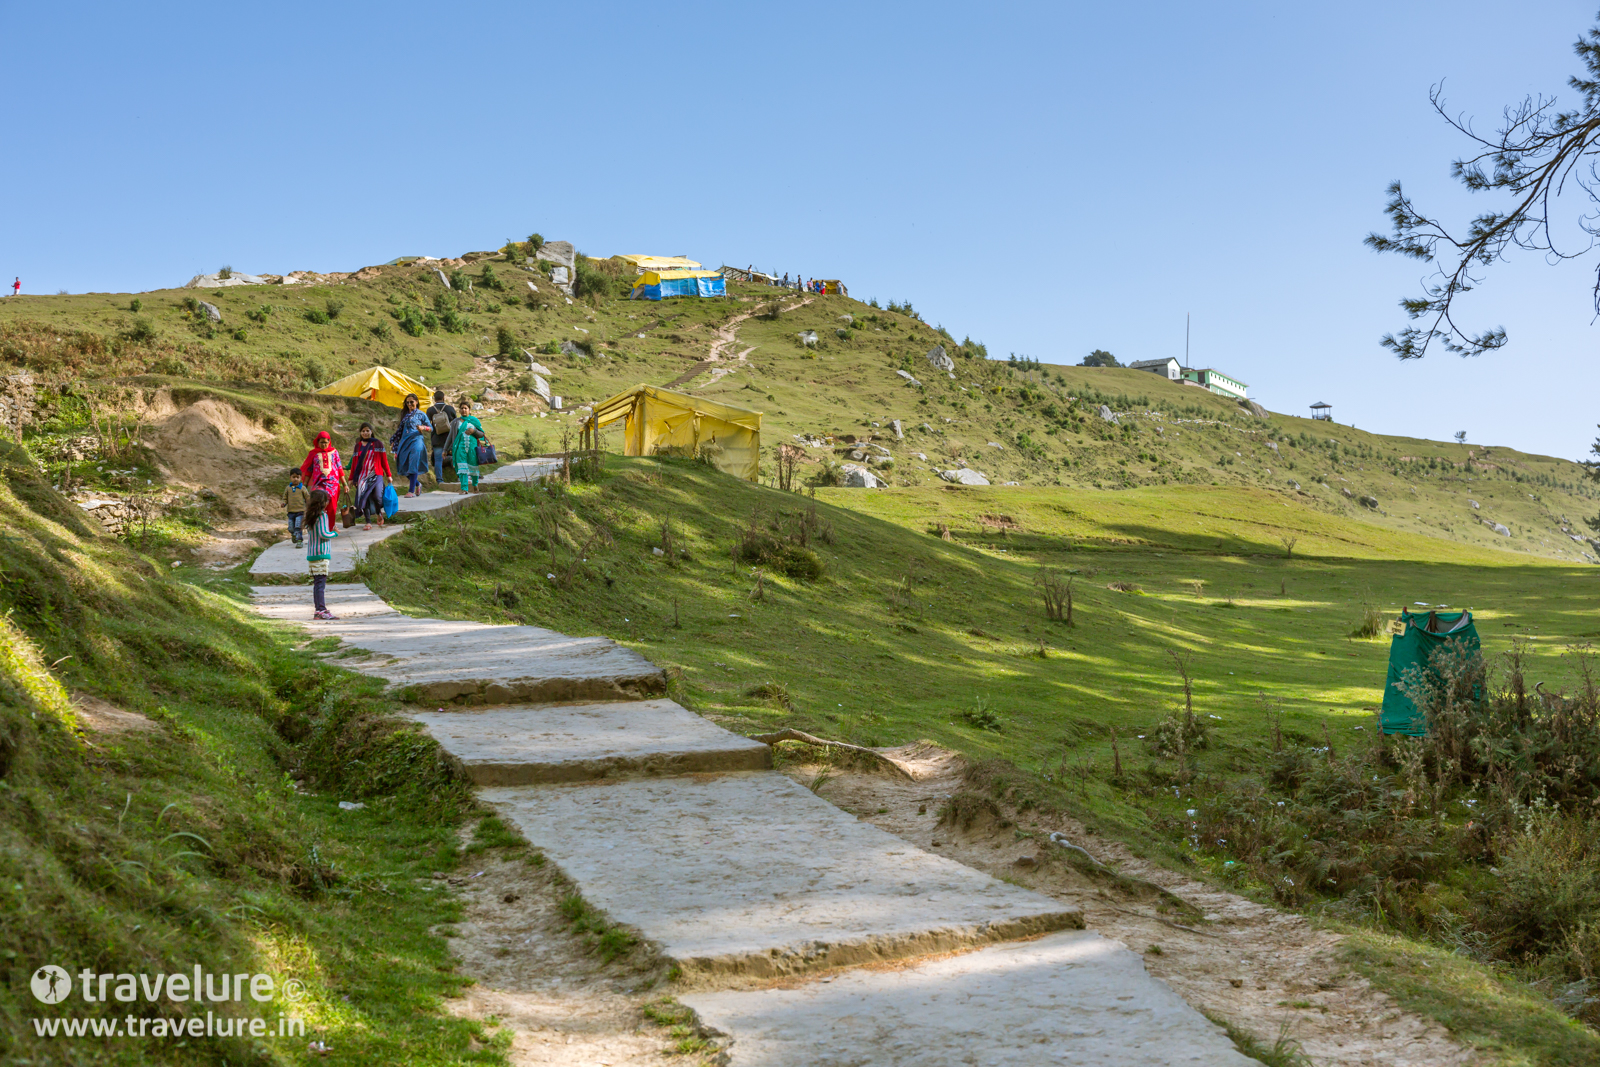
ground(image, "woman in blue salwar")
xmin=390 ymin=393 xmax=431 ymax=496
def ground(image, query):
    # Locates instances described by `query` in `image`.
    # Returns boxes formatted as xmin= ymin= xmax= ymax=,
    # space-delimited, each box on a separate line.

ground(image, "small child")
xmin=284 ymin=469 xmax=310 ymax=547
xmin=305 ymin=488 xmax=339 ymax=621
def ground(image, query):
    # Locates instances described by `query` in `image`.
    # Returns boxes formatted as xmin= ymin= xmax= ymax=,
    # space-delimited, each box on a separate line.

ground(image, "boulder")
xmin=550 ymin=266 xmax=570 ymax=286
xmin=560 ymin=340 xmax=585 ymax=357
xmin=530 ymin=374 xmax=551 ymax=400
xmin=524 ymin=357 xmax=553 ymax=375
xmin=849 ymin=449 xmax=865 ymax=461
xmin=1491 ymin=522 xmax=1511 ymax=537
xmin=535 ymin=240 xmax=576 ymax=271
xmin=1341 ymin=488 xmax=1354 ymax=498
xmin=926 ymin=345 xmax=955 ymax=373
xmin=1242 ymin=400 xmax=1269 ymax=419
xmin=798 ymin=330 xmax=818 ymax=346
xmin=482 ymin=388 xmax=507 ymax=402
xmin=838 ymin=314 xmax=854 ymax=325
xmin=839 ymin=463 xmax=880 ymax=488
xmin=897 ymin=369 xmax=922 ymax=386
xmin=921 ymin=422 xmax=934 ymax=433
xmin=185 ymin=271 xmax=273 ymax=289
xmin=1098 ymin=404 xmax=1117 ymax=424
xmin=891 ymin=419 xmax=904 ymax=439
xmin=912 ymin=452 xmax=927 ymax=460
xmin=198 ymin=301 xmax=222 ymax=323
xmin=1359 ymin=495 xmax=1379 ymax=509
xmin=1469 ymin=499 xmax=1480 ymax=509
xmin=988 ymin=441 xmax=1004 ymax=449
xmin=435 ymin=268 xmax=452 ymax=289
xmin=866 ymin=443 xmax=892 ymax=457
xmin=1267 ymin=441 xmax=1279 ymax=452
xmin=1287 ymin=480 xmax=1301 ymax=490
xmin=939 ymin=468 xmax=990 ymax=486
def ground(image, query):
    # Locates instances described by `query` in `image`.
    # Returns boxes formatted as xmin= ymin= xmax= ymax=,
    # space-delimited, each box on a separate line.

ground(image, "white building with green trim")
xmin=1179 ymin=367 xmax=1248 ymax=400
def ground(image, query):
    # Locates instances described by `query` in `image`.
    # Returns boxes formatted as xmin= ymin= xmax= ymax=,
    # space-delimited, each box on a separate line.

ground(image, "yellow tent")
xmin=585 ymin=385 xmax=761 ymax=481
xmin=617 ymin=254 xmax=703 ymax=272
xmin=317 ymin=366 xmax=433 ymax=408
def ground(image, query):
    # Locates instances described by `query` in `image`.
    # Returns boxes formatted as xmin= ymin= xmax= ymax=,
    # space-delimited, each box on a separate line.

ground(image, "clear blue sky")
xmin=4 ymin=2 xmax=1598 ymax=461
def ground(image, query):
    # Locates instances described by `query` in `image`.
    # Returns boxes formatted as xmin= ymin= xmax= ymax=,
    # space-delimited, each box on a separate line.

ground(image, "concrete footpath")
xmin=250 ymin=524 xmax=1252 ymax=1063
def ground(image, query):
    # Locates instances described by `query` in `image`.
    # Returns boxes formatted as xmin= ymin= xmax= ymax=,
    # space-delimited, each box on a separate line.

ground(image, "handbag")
xmin=382 ymin=483 xmax=399 ymax=518
xmin=341 ymin=505 xmax=356 ymax=529
xmin=476 ymin=443 xmax=498 ymax=465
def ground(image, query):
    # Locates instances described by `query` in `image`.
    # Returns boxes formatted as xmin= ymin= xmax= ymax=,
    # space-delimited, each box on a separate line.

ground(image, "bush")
xmin=324 ymin=299 xmax=343 ymax=320
xmin=124 ymin=318 xmax=156 ymax=344
xmin=300 ymin=355 xmax=332 ymax=388
xmin=128 ymin=298 xmax=141 ymax=312
xmin=398 ymin=307 xmax=426 ymax=337
xmin=371 ymin=322 xmax=393 ymax=341
xmin=480 ymin=263 xmax=505 ymax=291
xmin=496 ymin=325 xmax=518 ymax=356
xmin=231 ymin=327 xmax=248 ymax=342
xmin=527 ymin=233 xmax=545 ymax=253
xmin=305 ymin=307 xmax=331 ymax=325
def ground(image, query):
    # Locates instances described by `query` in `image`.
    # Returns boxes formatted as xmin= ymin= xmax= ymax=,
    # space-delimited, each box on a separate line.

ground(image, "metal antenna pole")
xmin=1185 ymin=313 xmax=1190 ymax=369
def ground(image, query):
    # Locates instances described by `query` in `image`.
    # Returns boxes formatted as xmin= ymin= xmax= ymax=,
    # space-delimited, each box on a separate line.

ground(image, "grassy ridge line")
xmin=3 ymin=263 xmax=1595 ymax=564
xmin=0 ymin=439 xmax=503 ymax=1066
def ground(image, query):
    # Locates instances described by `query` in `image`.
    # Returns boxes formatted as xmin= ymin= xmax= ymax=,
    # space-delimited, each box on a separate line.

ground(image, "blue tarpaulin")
xmin=630 ymin=270 xmax=726 ymax=301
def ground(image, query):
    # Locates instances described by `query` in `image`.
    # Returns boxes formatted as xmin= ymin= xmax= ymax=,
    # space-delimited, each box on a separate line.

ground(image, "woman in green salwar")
xmin=448 ymin=398 xmax=489 ymax=494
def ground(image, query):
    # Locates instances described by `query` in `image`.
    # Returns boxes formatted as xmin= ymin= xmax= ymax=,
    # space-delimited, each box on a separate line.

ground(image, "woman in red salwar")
xmin=299 ymin=431 xmax=347 ymax=529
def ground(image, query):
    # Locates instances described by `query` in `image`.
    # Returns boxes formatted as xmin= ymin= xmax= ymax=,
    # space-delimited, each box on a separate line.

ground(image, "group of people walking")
xmin=284 ymin=388 xmax=492 ymax=620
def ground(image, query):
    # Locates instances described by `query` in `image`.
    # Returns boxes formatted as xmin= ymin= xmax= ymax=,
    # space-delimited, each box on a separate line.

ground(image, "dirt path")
xmin=443 ymin=853 xmax=680 ymax=1066
xmin=789 ymin=745 xmax=1475 ymax=1067
xmin=661 ymin=297 xmax=811 ymax=390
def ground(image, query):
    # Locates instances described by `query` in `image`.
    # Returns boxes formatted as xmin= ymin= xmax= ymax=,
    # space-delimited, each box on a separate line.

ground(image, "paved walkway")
xmin=250 ymin=536 xmax=1252 ymax=1063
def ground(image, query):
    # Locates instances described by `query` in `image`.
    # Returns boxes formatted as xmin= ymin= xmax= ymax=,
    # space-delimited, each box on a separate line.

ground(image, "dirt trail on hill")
xmin=443 ymin=853 xmax=677 ymax=1065
xmin=662 ymin=296 xmax=811 ymax=390
xmin=793 ymin=747 xmax=1475 ymax=1067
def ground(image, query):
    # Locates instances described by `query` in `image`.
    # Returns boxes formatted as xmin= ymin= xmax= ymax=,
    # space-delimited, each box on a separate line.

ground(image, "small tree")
xmin=1280 ymin=535 xmax=1298 ymax=558
xmin=775 ymin=443 xmax=803 ymax=492
xmin=1454 ymin=430 xmax=1467 ymax=445
xmin=1080 ymin=349 xmax=1120 ymax=367
xmin=1035 ymin=570 xmax=1074 ymax=624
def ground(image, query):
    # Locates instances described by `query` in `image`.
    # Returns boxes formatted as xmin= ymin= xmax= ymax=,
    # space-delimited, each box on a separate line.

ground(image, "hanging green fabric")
xmin=1379 ymin=609 xmax=1481 ymax=736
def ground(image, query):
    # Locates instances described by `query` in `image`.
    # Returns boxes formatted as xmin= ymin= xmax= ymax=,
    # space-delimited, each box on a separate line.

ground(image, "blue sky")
xmin=3 ymin=1 xmax=1598 ymax=460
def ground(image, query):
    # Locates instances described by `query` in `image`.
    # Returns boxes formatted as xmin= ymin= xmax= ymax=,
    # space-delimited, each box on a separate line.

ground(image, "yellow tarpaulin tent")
xmin=617 ymin=254 xmax=703 ymax=272
xmin=585 ymin=385 xmax=761 ymax=481
xmin=317 ymin=366 xmax=433 ymax=408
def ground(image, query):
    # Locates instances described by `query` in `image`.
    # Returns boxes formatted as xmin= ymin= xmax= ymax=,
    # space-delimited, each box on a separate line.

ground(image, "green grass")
xmin=0 ymin=440 xmax=503 ymax=1065
xmin=5 ymin=260 xmax=1595 ymax=567
xmin=357 ymin=454 xmax=1600 ymax=1062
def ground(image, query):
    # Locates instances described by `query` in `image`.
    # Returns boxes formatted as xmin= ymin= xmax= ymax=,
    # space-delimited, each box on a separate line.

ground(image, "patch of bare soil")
xmin=71 ymin=693 xmax=157 ymax=735
xmin=786 ymin=744 xmax=1475 ymax=1067
xmin=144 ymin=398 xmax=288 ymax=518
xmin=443 ymin=853 xmax=681 ymax=1066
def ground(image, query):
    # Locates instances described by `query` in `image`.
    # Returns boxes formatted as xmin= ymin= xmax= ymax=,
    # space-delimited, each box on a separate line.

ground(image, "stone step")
xmin=479 ymin=456 xmax=565 ymax=485
xmin=408 ymin=699 xmax=772 ymax=784
xmin=479 ymin=772 xmax=1084 ymax=981
xmin=250 ymin=584 xmax=664 ymax=703
xmin=681 ymin=930 xmax=1254 ymax=1066
xmin=249 ymin=490 xmax=488 ymax=576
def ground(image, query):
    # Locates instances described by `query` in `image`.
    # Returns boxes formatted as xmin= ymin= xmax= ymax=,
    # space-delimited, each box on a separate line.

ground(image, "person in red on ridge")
xmin=10 ymin=278 xmax=18 ymax=296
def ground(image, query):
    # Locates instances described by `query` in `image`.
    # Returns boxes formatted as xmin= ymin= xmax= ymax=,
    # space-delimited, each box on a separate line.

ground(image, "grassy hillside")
xmin=2 ymin=252 xmax=1595 ymax=562
xmin=358 ymin=454 xmax=1600 ymax=1062
xmin=0 ymin=439 xmax=507 ymax=1065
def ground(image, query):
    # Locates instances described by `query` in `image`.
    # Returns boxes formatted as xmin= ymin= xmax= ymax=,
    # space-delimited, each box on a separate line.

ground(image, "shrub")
xmin=299 ymin=354 xmax=331 ymax=388
xmin=1350 ymin=605 xmax=1387 ymax=638
xmin=305 ymin=307 xmax=331 ymax=325
xmin=495 ymin=325 xmax=518 ymax=356
xmin=439 ymin=309 xmax=470 ymax=334
xmin=231 ymin=327 xmax=248 ymax=342
xmin=397 ymin=307 xmax=426 ymax=337
xmin=124 ymin=318 xmax=157 ymax=344
xmin=218 ymin=265 xmax=233 ymax=280
xmin=527 ymin=232 xmax=544 ymax=252
xmin=128 ymin=298 xmax=142 ymax=312
xmin=371 ymin=322 xmax=393 ymax=341
xmin=246 ymin=304 xmax=271 ymax=323
xmin=480 ymin=263 xmax=505 ymax=291
xmin=324 ymin=299 xmax=343 ymax=320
